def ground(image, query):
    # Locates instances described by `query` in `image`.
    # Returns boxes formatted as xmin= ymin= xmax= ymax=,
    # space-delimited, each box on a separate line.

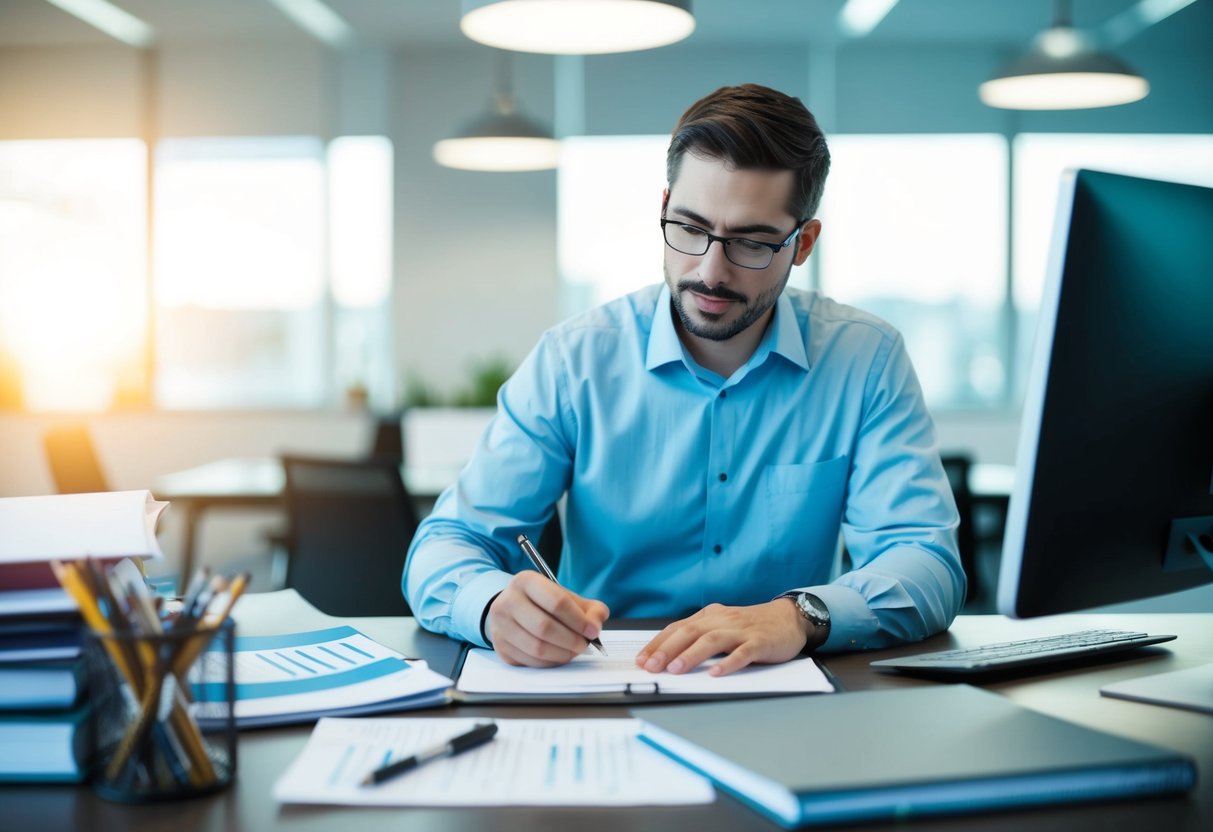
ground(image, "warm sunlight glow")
xmin=0 ymin=139 xmax=146 ymax=411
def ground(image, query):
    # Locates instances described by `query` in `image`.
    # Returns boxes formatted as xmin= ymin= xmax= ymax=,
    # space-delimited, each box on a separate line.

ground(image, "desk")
xmin=152 ymin=458 xmax=460 ymax=591
xmin=6 ymin=611 xmax=1208 ymax=832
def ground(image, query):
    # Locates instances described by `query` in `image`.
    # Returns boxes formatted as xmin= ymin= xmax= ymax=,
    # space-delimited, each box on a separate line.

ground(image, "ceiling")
xmin=0 ymin=0 xmax=1190 ymax=49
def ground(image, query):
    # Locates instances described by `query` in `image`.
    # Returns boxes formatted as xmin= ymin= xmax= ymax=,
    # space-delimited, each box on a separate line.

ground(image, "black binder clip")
xmin=624 ymin=682 xmax=660 ymax=695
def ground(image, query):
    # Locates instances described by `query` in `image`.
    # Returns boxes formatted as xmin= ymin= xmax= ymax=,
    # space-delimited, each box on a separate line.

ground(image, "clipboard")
xmin=448 ymin=636 xmax=842 ymax=705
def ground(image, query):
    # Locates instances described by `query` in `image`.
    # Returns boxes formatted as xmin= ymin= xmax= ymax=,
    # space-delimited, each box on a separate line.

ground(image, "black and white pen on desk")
xmin=361 ymin=722 xmax=499 ymax=786
xmin=517 ymin=533 xmax=607 ymax=656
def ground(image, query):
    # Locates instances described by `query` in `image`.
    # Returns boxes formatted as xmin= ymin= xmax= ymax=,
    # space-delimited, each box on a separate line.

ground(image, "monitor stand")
xmin=1100 ymin=662 xmax=1213 ymax=715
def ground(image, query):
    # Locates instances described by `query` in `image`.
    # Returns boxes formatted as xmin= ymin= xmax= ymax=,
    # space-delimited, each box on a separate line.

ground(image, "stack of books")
xmin=0 ymin=491 xmax=168 ymax=783
xmin=0 ymin=617 xmax=89 ymax=783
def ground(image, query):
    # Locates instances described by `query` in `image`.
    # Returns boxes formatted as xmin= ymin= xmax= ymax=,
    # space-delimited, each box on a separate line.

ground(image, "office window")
xmin=154 ymin=137 xmax=327 ymax=409
xmin=1011 ymin=134 xmax=1213 ymax=397
xmin=558 ymin=136 xmax=669 ymax=316
xmin=557 ymin=135 xmax=811 ymax=318
xmin=0 ymin=139 xmax=147 ymax=411
xmin=328 ymin=136 xmax=394 ymax=411
xmin=818 ymin=135 xmax=1009 ymax=409
xmin=153 ymin=136 xmax=394 ymax=410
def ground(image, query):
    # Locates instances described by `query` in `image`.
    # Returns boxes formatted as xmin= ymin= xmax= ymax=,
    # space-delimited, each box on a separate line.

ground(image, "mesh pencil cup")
xmin=85 ymin=618 xmax=236 ymax=802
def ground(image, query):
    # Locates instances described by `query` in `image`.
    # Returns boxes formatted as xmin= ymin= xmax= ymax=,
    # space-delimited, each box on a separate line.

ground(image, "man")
xmin=404 ymin=84 xmax=964 ymax=676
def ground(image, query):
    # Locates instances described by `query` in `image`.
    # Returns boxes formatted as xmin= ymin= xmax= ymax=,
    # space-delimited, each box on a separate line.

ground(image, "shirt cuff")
xmin=797 ymin=584 xmax=880 ymax=653
xmin=453 ymin=569 xmax=514 ymax=649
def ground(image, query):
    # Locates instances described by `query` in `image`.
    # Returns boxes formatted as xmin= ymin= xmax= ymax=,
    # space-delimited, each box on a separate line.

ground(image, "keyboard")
xmin=870 ymin=629 xmax=1177 ymax=679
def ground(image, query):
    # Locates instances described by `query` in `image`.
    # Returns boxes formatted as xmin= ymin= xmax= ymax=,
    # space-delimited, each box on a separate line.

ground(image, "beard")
xmin=664 ymin=259 xmax=793 ymax=343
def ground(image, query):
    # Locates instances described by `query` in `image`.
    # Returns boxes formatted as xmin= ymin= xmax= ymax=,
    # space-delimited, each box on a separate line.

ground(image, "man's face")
xmin=662 ymin=153 xmax=819 ymax=343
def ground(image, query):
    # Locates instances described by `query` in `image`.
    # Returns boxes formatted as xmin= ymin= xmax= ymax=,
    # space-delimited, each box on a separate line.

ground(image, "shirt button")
xmin=719 ymin=390 xmax=728 ymax=399
xmin=718 ymin=472 xmax=728 ymax=482
xmin=713 ymin=544 xmax=723 ymax=554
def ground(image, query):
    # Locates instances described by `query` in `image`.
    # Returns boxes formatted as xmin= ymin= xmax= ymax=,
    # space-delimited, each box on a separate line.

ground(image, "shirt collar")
xmin=644 ymin=284 xmax=811 ymax=374
xmin=645 ymin=284 xmax=686 ymax=371
xmin=768 ymin=291 xmax=811 ymax=372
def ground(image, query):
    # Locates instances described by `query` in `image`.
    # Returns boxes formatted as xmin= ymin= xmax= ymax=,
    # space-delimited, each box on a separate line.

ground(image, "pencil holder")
xmin=85 ymin=618 xmax=236 ymax=803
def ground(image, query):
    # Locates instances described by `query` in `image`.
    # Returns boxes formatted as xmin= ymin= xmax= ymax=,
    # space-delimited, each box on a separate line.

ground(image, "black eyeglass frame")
xmin=659 ymin=217 xmax=806 ymax=270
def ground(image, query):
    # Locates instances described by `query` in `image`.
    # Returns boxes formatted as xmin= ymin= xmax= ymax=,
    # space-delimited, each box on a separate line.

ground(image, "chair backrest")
xmin=281 ymin=455 xmax=418 ymax=617
xmin=368 ymin=417 xmax=404 ymax=465
xmin=940 ymin=453 xmax=978 ymax=600
xmin=43 ymin=424 xmax=110 ymax=494
xmin=537 ymin=510 xmax=564 ymax=575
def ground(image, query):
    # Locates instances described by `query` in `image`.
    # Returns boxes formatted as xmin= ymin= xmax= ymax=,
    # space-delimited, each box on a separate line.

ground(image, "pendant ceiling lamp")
xmin=460 ymin=0 xmax=695 ymax=55
xmin=979 ymin=0 xmax=1148 ymax=110
xmin=433 ymin=52 xmax=561 ymax=172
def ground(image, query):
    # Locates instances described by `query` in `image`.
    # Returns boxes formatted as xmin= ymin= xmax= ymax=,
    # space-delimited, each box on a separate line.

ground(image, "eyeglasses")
xmin=660 ymin=218 xmax=802 ymax=270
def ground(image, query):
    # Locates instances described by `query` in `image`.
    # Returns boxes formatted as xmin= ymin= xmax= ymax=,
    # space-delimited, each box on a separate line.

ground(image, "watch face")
xmin=799 ymin=593 xmax=829 ymax=625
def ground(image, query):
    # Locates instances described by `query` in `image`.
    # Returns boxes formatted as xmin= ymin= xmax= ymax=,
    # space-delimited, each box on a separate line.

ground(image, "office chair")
xmin=940 ymin=453 xmax=979 ymax=602
xmin=537 ymin=510 xmax=564 ymax=574
xmin=43 ymin=424 xmax=110 ymax=493
xmin=368 ymin=416 xmax=405 ymax=465
xmin=281 ymin=455 xmax=419 ymax=617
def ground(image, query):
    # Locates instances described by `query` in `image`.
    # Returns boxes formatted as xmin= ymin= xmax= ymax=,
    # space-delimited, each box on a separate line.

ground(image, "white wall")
xmin=0 ymin=44 xmax=142 ymax=137
xmin=393 ymin=47 xmax=558 ymax=399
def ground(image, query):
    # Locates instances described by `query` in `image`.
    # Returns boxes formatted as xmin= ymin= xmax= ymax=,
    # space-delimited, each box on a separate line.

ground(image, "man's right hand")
xmin=485 ymin=571 xmax=609 ymax=667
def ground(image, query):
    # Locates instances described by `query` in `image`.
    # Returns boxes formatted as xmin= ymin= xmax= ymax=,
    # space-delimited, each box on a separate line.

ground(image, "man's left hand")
xmin=635 ymin=599 xmax=812 ymax=677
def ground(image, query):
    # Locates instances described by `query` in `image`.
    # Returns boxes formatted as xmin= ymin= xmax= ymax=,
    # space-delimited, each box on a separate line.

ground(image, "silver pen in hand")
xmin=516 ymin=533 xmax=607 ymax=656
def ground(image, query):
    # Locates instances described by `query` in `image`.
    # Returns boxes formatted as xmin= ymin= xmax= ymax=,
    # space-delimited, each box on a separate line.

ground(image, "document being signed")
xmin=456 ymin=630 xmax=836 ymax=697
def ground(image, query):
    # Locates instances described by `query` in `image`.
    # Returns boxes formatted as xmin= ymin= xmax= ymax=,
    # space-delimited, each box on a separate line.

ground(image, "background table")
xmin=152 ymin=457 xmax=461 ymax=591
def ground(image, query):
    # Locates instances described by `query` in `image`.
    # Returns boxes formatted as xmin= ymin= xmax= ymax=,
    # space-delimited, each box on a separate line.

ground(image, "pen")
xmin=361 ymin=722 xmax=499 ymax=786
xmin=516 ymin=533 xmax=607 ymax=656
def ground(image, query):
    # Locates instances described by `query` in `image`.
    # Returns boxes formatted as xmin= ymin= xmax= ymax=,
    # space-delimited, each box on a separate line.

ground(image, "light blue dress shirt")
xmin=404 ymin=284 xmax=965 ymax=652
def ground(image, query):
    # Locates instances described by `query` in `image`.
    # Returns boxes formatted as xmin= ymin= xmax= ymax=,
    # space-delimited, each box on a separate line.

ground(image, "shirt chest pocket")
xmin=764 ymin=455 xmax=849 ymax=563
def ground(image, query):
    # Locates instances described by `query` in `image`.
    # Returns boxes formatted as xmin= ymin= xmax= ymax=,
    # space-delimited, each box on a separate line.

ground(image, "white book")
xmin=0 ymin=491 xmax=167 ymax=563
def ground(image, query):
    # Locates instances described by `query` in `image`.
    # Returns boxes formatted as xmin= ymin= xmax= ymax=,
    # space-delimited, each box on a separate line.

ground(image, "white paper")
xmin=0 ymin=491 xmax=166 ymax=562
xmin=457 ymin=630 xmax=835 ymax=696
xmin=273 ymin=717 xmax=715 ymax=807
xmin=229 ymin=588 xmax=345 ymax=636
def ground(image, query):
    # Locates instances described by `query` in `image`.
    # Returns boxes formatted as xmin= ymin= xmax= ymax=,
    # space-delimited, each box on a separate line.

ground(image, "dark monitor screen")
xmin=997 ymin=169 xmax=1213 ymax=619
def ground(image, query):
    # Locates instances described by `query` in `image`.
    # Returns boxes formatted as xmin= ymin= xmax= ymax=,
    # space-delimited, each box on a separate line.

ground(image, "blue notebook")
xmin=634 ymin=685 xmax=1195 ymax=828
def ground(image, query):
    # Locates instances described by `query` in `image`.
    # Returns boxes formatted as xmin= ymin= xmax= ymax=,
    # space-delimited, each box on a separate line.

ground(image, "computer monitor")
xmin=997 ymin=169 xmax=1213 ymax=710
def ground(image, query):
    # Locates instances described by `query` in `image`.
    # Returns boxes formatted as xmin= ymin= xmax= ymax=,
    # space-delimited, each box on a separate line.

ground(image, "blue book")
xmin=634 ymin=685 xmax=1195 ymax=828
xmin=0 ymin=704 xmax=90 ymax=783
xmin=0 ymin=659 xmax=85 ymax=711
xmin=0 ymin=621 xmax=82 ymax=664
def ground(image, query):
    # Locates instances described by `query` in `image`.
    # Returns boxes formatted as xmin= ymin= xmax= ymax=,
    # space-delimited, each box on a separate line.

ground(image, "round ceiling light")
xmin=460 ymin=0 xmax=695 ymax=55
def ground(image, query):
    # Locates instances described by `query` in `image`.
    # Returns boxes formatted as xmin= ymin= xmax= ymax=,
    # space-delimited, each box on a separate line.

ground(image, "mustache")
xmin=677 ymin=280 xmax=748 ymax=304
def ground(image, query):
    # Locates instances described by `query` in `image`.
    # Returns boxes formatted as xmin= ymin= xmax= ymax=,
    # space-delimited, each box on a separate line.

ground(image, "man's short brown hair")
xmin=667 ymin=84 xmax=831 ymax=221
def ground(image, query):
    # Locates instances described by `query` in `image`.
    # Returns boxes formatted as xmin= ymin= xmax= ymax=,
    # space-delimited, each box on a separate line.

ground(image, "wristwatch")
xmin=783 ymin=591 xmax=831 ymax=654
